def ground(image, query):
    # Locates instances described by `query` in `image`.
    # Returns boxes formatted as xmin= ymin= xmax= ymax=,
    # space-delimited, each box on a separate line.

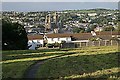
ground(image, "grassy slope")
xmin=2 ymin=49 xmax=64 ymax=78
xmin=2 ymin=46 xmax=119 ymax=79
xmin=2 ymin=61 xmax=34 ymax=78
xmin=36 ymin=46 xmax=119 ymax=79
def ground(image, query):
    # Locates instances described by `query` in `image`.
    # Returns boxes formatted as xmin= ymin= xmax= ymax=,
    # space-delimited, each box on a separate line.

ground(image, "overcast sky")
xmin=2 ymin=2 xmax=118 ymax=12
xmin=1 ymin=0 xmax=120 ymax=2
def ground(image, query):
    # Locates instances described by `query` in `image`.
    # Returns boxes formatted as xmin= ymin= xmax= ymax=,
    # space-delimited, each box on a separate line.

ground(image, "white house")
xmin=27 ymin=35 xmax=44 ymax=50
xmin=88 ymin=13 xmax=97 ymax=16
xmin=27 ymin=34 xmax=72 ymax=49
xmin=27 ymin=32 xmax=120 ymax=49
xmin=94 ymin=27 xmax=103 ymax=32
xmin=47 ymin=37 xmax=72 ymax=44
xmin=46 ymin=34 xmax=72 ymax=44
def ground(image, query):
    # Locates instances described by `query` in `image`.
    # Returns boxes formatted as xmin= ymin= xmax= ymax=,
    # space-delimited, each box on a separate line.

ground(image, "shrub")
xmin=46 ymin=43 xmax=54 ymax=48
xmin=54 ymin=42 xmax=60 ymax=47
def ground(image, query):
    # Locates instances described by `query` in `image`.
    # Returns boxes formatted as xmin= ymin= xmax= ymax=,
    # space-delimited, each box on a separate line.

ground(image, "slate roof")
xmin=27 ymin=31 xmax=120 ymax=40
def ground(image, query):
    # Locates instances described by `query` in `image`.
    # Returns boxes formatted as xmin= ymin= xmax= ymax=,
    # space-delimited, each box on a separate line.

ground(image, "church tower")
xmin=44 ymin=12 xmax=62 ymax=33
xmin=53 ymin=12 xmax=57 ymax=25
xmin=48 ymin=14 xmax=51 ymax=29
xmin=45 ymin=14 xmax=51 ymax=31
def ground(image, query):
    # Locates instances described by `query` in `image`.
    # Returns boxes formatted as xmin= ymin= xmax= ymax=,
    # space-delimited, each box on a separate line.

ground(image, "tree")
xmin=2 ymin=19 xmax=28 ymax=50
xmin=103 ymin=26 xmax=115 ymax=31
xmin=115 ymin=22 xmax=120 ymax=31
xmin=85 ymin=25 xmax=96 ymax=33
xmin=37 ymin=24 xmax=45 ymax=28
xmin=73 ymin=27 xmax=80 ymax=33
xmin=73 ymin=27 xmax=85 ymax=33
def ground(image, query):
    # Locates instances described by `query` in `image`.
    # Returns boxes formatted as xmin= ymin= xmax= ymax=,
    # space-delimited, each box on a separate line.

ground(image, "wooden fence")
xmin=62 ymin=40 xmax=120 ymax=48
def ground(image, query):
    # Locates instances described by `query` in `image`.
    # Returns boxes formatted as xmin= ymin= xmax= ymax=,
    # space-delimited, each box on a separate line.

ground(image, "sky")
xmin=1 ymin=0 xmax=120 ymax=2
xmin=2 ymin=2 xmax=119 ymax=12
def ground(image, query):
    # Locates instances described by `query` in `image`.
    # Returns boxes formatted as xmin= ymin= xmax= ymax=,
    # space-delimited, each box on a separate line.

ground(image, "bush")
xmin=46 ymin=43 xmax=54 ymax=48
xmin=54 ymin=42 xmax=60 ymax=47
xmin=89 ymin=37 xmax=97 ymax=41
xmin=89 ymin=37 xmax=103 ymax=41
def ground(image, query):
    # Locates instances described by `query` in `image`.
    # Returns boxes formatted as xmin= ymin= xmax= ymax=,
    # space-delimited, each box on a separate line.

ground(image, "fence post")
xmin=117 ymin=40 xmax=119 ymax=46
xmin=92 ymin=41 xmax=95 ymax=46
xmin=86 ymin=42 xmax=88 ymax=46
xmin=80 ymin=42 xmax=82 ymax=47
xmin=99 ymin=41 xmax=101 ymax=46
xmin=111 ymin=40 xmax=113 ymax=46
xmin=105 ymin=40 xmax=107 ymax=46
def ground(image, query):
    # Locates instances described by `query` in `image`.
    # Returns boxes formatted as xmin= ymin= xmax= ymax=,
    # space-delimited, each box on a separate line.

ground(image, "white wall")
xmin=37 ymin=40 xmax=44 ymax=45
xmin=28 ymin=39 xmax=43 ymax=50
xmin=28 ymin=37 xmax=72 ymax=49
xmin=32 ymin=40 xmax=44 ymax=45
xmin=59 ymin=37 xmax=71 ymax=42
xmin=47 ymin=37 xmax=71 ymax=44
xmin=53 ymin=38 xmax=59 ymax=42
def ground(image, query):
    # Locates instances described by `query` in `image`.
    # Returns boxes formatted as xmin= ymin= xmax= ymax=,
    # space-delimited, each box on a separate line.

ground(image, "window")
xmin=58 ymin=38 xmax=60 ymax=41
xmin=51 ymin=38 xmax=53 ymax=41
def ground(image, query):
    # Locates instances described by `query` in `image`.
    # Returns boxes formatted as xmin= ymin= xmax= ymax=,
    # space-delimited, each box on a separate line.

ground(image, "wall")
xmin=62 ymin=40 xmax=119 ymax=48
xmin=28 ymin=39 xmax=44 ymax=50
xmin=62 ymin=43 xmax=75 ymax=48
xmin=74 ymin=40 xmax=119 ymax=48
xmin=47 ymin=37 xmax=71 ymax=44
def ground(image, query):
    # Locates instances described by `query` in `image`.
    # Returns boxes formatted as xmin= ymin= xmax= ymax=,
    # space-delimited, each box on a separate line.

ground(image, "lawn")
xmin=2 ymin=48 xmax=78 ymax=78
xmin=2 ymin=61 xmax=34 ymax=78
xmin=2 ymin=46 xmax=120 ymax=79
xmin=36 ymin=46 xmax=120 ymax=79
xmin=2 ymin=49 xmax=65 ymax=78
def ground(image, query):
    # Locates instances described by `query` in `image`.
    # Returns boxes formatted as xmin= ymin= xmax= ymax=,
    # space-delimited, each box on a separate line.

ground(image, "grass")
xmin=2 ymin=46 xmax=119 ymax=79
xmin=36 ymin=46 xmax=120 ymax=79
xmin=2 ymin=48 xmax=64 ymax=78
xmin=65 ymin=67 xmax=119 ymax=79
xmin=2 ymin=61 xmax=34 ymax=78
xmin=2 ymin=48 xmax=75 ymax=78
xmin=2 ymin=49 xmax=61 ymax=61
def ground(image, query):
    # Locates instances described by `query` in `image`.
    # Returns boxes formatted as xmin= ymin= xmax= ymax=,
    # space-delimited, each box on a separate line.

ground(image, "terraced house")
xmin=27 ymin=31 xmax=120 ymax=50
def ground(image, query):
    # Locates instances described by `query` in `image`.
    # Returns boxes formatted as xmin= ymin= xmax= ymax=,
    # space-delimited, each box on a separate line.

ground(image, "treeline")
xmin=2 ymin=19 xmax=28 ymax=50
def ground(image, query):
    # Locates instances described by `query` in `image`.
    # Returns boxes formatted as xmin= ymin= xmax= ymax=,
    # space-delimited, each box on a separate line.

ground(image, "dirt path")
xmin=23 ymin=52 xmax=76 ymax=78
xmin=24 ymin=61 xmax=44 ymax=78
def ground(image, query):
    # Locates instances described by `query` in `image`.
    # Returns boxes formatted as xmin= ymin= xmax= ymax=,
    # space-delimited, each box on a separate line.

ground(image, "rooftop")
xmin=27 ymin=31 xmax=120 ymax=40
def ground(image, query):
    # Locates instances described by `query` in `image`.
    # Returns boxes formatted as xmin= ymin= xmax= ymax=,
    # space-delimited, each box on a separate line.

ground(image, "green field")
xmin=2 ymin=46 xmax=120 ymax=79
xmin=2 ymin=48 xmax=74 ymax=78
xmin=36 ymin=46 xmax=120 ymax=79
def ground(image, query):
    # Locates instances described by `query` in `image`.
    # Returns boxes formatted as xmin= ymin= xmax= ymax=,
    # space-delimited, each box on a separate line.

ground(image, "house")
xmin=27 ymin=34 xmax=72 ymax=49
xmin=94 ymin=27 xmax=103 ymax=32
xmin=46 ymin=34 xmax=72 ymax=44
xmin=27 ymin=35 xmax=44 ymax=50
xmin=27 ymin=31 xmax=120 ymax=49
xmin=88 ymin=13 xmax=97 ymax=16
